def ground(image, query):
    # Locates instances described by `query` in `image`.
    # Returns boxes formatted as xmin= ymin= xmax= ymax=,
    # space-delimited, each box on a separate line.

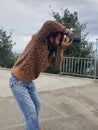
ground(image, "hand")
xmin=64 ymin=28 xmax=71 ymax=36
xmin=61 ymin=37 xmax=73 ymax=48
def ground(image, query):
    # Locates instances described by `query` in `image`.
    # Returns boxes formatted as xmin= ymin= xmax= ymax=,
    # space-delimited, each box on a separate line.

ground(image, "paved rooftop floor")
xmin=0 ymin=69 xmax=98 ymax=130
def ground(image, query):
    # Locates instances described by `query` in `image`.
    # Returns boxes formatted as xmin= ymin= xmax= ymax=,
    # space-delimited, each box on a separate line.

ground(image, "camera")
xmin=70 ymin=36 xmax=81 ymax=43
xmin=64 ymin=34 xmax=81 ymax=43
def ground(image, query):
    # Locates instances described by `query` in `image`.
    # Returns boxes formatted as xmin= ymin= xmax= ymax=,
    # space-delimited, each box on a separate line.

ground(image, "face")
xmin=49 ymin=33 xmax=62 ymax=46
xmin=55 ymin=33 xmax=62 ymax=45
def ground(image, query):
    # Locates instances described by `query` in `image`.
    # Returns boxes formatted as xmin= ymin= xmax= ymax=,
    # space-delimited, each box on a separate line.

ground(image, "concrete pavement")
xmin=0 ymin=69 xmax=98 ymax=130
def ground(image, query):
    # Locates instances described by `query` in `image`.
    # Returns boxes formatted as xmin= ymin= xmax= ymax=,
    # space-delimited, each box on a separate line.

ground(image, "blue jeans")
xmin=9 ymin=75 xmax=40 ymax=130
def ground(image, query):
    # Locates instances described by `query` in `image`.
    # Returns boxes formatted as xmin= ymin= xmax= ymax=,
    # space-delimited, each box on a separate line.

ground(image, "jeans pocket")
xmin=9 ymin=75 xmax=18 ymax=88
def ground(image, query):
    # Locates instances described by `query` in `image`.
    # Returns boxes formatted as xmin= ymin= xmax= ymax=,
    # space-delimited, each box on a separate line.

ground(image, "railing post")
xmin=95 ymin=38 xmax=98 ymax=79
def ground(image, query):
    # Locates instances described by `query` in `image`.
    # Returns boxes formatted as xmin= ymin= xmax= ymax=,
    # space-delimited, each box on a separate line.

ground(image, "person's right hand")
xmin=61 ymin=37 xmax=73 ymax=49
xmin=64 ymin=28 xmax=71 ymax=36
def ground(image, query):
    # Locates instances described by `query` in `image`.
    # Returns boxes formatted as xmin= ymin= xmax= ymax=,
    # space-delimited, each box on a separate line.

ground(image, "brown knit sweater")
xmin=11 ymin=20 xmax=66 ymax=82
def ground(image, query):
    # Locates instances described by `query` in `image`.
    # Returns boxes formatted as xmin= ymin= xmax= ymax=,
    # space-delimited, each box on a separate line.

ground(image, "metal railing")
xmin=60 ymin=57 xmax=96 ymax=78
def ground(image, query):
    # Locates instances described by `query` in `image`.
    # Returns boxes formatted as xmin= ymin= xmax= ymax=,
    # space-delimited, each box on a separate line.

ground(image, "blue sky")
xmin=0 ymin=0 xmax=98 ymax=53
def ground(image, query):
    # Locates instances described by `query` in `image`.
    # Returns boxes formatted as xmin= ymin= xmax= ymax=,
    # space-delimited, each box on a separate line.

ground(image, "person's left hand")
xmin=61 ymin=37 xmax=73 ymax=48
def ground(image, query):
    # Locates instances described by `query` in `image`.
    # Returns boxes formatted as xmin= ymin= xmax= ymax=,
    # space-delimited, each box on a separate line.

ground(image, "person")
xmin=9 ymin=20 xmax=72 ymax=130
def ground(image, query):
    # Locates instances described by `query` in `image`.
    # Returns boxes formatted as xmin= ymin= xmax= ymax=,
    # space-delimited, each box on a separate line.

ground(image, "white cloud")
xmin=21 ymin=36 xmax=31 ymax=42
xmin=12 ymin=35 xmax=31 ymax=53
xmin=87 ymin=35 xmax=98 ymax=42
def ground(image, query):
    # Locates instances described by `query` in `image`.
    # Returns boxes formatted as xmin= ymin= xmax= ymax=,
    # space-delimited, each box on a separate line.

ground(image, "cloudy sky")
xmin=0 ymin=0 xmax=98 ymax=53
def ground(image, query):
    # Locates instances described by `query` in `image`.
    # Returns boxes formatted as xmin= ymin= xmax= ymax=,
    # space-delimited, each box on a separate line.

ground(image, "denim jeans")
xmin=9 ymin=75 xmax=40 ymax=130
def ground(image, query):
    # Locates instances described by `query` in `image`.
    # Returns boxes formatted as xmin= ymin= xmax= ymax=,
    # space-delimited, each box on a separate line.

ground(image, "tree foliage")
xmin=0 ymin=28 xmax=15 ymax=68
xmin=52 ymin=9 xmax=93 ymax=57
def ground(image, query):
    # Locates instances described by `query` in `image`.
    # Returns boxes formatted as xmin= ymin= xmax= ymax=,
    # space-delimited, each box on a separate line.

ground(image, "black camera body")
xmin=70 ymin=36 xmax=81 ymax=43
xmin=64 ymin=33 xmax=81 ymax=43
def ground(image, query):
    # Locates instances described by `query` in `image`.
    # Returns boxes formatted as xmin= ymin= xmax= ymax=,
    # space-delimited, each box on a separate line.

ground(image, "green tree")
xmin=52 ymin=9 xmax=93 ymax=57
xmin=0 ymin=28 xmax=15 ymax=68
